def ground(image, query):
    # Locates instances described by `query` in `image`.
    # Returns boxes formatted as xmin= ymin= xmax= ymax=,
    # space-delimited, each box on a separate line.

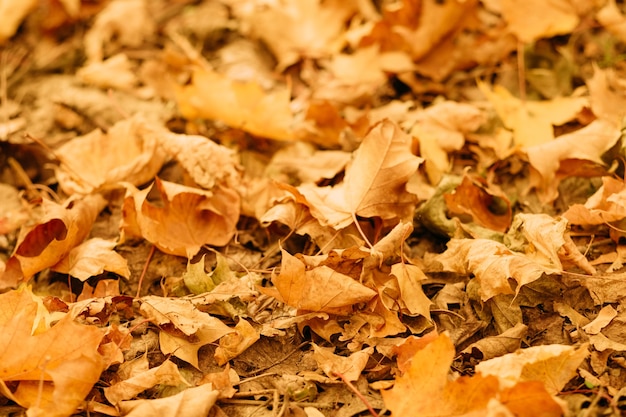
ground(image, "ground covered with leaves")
xmin=4 ymin=0 xmax=626 ymax=416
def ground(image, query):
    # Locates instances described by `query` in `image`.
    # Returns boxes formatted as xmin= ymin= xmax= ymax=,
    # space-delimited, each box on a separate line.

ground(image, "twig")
xmin=517 ymin=41 xmax=526 ymax=103
xmin=332 ymin=372 xmax=380 ymax=417
xmin=136 ymin=245 xmax=156 ymax=298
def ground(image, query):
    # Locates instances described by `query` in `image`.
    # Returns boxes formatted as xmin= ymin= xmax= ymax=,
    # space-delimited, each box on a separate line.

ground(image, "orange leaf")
xmin=121 ymin=178 xmax=239 ymax=257
xmin=264 ymin=249 xmax=376 ymax=313
xmin=2 ymin=194 xmax=106 ymax=287
xmin=0 ymin=288 xmax=104 ymax=417
xmin=298 ymin=120 xmax=422 ymax=229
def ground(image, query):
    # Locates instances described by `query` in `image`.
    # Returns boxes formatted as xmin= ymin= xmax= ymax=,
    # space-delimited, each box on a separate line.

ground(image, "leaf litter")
xmin=4 ymin=0 xmax=626 ymax=416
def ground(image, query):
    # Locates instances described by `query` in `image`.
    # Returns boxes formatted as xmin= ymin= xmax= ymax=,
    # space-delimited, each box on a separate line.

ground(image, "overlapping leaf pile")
xmin=3 ymin=0 xmax=626 ymax=416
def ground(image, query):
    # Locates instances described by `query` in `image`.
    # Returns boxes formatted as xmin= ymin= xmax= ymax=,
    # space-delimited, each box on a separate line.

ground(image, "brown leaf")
xmin=263 ymin=249 xmax=377 ymax=313
xmin=118 ymin=383 xmax=218 ymax=417
xmin=215 ymin=319 xmax=260 ymax=366
xmin=498 ymin=0 xmax=579 ymax=43
xmin=0 ymin=288 xmax=104 ymax=417
xmin=476 ymin=343 xmax=589 ymax=395
xmin=51 ymin=238 xmax=130 ymax=281
xmin=444 ymin=173 xmax=512 ymax=233
xmin=55 ymin=112 xmax=167 ymax=196
xmin=175 ymin=68 xmax=295 ymax=141
xmin=104 ymin=359 xmax=189 ymax=405
xmin=2 ymin=194 xmax=106 ymax=287
xmin=298 ymin=120 xmax=422 ymax=229
xmin=311 ymin=344 xmax=373 ymax=382
xmin=121 ymin=178 xmax=239 ymax=256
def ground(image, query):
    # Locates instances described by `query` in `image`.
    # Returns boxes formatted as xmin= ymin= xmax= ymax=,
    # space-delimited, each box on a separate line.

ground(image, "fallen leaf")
xmin=436 ymin=238 xmax=556 ymax=301
xmin=2 ymin=194 xmax=106 ymax=287
xmin=498 ymin=0 xmax=579 ymax=43
xmin=298 ymin=120 xmax=422 ymax=229
xmin=104 ymin=359 xmax=190 ymax=405
xmin=51 ymin=238 xmax=130 ymax=281
xmin=388 ymin=263 xmax=432 ymax=319
xmin=0 ymin=0 xmax=37 ymax=43
xmin=525 ymin=119 xmax=620 ymax=202
xmin=54 ymin=116 xmax=168 ymax=195
xmin=244 ymin=0 xmax=356 ymax=70
xmin=311 ymin=344 xmax=373 ymax=382
xmin=215 ymin=318 xmax=260 ymax=366
xmin=175 ymin=68 xmax=295 ymax=141
xmin=444 ymin=173 xmax=512 ymax=233
xmin=118 ymin=383 xmax=218 ymax=417
xmin=0 ymin=288 xmax=105 ymax=417
xmin=478 ymin=80 xmax=588 ymax=148
xmin=263 ymin=249 xmax=376 ymax=314
xmin=475 ymin=343 xmax=589 ymax=395
xmin=121 ymin=178 xmax=240 ymax=257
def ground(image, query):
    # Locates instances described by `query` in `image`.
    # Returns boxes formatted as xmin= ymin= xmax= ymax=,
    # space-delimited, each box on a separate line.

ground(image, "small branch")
xmin=332 ymin=372 xmax=380 ymax=417
xmin=136 ymin=244 xmax=156 ymax=298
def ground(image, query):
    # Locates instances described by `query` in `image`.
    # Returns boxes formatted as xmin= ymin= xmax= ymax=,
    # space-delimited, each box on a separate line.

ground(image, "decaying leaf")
xmin=298 ymin=120 xmax=422 ymax=229
xmin=175 ymin=68 xmax=295 ymax=141
xmin=121 ymin=178 xmax=240 ymax=257
xmin=262 ymin=249 xmax=377 ymax=314
xmin=0 ymin=288 xmax=105 ymax=417
xmin=2 ymin=194 xmax=106 ymax=288
xmin=311 ymin=344 xmax=373 ymax=382
xmin=55 ymin=116 xmax=168 ymax=195
xmin=118 ymin=383 xmax=218 ymax=417
xmin=51 ymin=237 xmax=130 ymax=281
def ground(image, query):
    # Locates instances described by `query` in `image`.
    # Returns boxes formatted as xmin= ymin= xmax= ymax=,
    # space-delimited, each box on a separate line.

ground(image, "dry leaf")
xmin=55 ymin=116 xmax=168 ymax=195
xmin=215 ymin=318 xmax=260 ymax=366
xmin=2 ymin=194 xmax=106 ymax=287
xmin=525 ymin=119 xmax=620 ymax=202
xmin=498 ymin=0 xmax=579 ymax=43
xmin=51 ymin=238 xmax=130 ymax=281
xmin=104 ymin=359 xmax=190 ymax=405
xmin=476 ymin=343 xmax=589 ymax=395
xmin=435 ymin=238 xmax=556 ymax=301
xmin=263 ymin=249 xmax=376 ymax=314
xmin=311 ymin=344 xmax=373 ymax=382
xmin=121 ymin=178 xmax=240 ymax=257
xmin=478 ymin=80 xmax=588 ymax=148
xmin=298 ymin=120 xmax=422 ymax=229
xmin=0 ymin=288 xmax=104 ymax=417
xmin=118 ymin=383 xmax=218 ymax=417
xmin=0 ymin=0 xmax=37 ymax=43
xmin=244 ymin=0 xmax=356 ymax=70
xmin=175 ymin=68 xmax=295 ymax=141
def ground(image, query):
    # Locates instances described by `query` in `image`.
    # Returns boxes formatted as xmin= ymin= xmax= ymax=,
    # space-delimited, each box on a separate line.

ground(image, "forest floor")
xmin=3 ymin=0 xmax=626 ymax=416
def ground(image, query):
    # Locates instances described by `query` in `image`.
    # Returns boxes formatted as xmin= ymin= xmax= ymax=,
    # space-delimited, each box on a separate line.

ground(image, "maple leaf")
xmin=55 ymin=117 xmax=166 ymax=195
xmin=104 ymin=358 xmax=190 ymax=404
xmin=525 ymin=119 xmax=621 ymax=202
xmin=118 ymin=383 xmax=218 ymax=417
xmin=262 ymin=249 xmax=376 ymax=314
xmin=478 ymin=80 xmax=588 ymax=148
xmin=435 ymin=238 xmax=556 ymax=301
xmin=51 ymin=237 xmax=130 ymax=281
xmin=121 ymin=178 xmax=239 ymax=257
xmin=563 ymin=176 xmax=626 ymax=225
xmin=140 ymin=298 xmax=236 ymax=367
xmin=243 ymin=0 xmax=356 ymax=70
xmin=497 ymin=0 xmax=580 ymax=43
xmin=383 ymin=333 xmax=566 ymax=416
xmin=175 ymin=68 xmax=295 ymax=141
xmin=0 ymin=288 xmax=105 ymax=417
xmin=476 ymin=343 xmax=589 ymax=395
xmin=2 ymin=194 xmax=106 ymax=288
xmin=215 ymin=318 xmax=260 ymax=366
xmin=298 ymin=120 xmax=422 ymax=230
xmin=311 ymin=344 xmax=373 ymax=382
